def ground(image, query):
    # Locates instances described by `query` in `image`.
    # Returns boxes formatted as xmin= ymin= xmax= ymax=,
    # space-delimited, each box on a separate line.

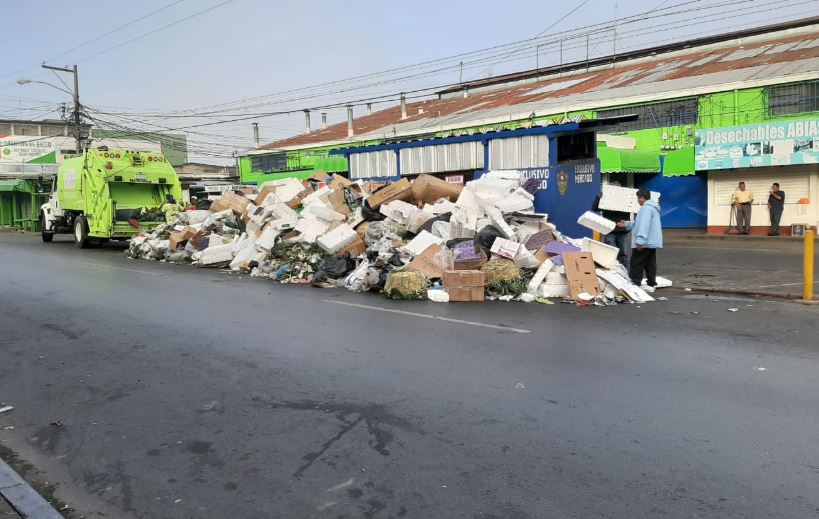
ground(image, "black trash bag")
xmin=476 ymin=225 xmax=504 ymax=257
xmin=361 ymin=199 xmax=386 ymax=222
xmin=416 ymin=211 xmax=452 ymax=235
xmin=387 ymin=252 xmax=404 ymax=267
xmin=313 ymin=254 xmax=356 ymax=283
xmin=195 ymin=199 xmax=212 ymax=210
xmin=270 ymin=241 xmax=289 ymax=258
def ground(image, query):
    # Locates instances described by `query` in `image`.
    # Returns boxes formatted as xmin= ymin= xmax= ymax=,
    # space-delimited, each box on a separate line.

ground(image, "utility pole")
xmin=42 ymin=64 xmax=82 ymax=154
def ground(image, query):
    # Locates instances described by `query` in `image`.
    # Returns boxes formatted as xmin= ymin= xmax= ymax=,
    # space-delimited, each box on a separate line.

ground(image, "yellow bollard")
xmin=593 ymin=231 xmax=601 ymax=242
xmin=805 ymin=227 xmax=815 ymax=301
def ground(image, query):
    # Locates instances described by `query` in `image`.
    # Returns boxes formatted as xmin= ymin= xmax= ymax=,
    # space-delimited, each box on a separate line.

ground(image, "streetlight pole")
xmin=41 ymin=64 xmax=82 ymax=155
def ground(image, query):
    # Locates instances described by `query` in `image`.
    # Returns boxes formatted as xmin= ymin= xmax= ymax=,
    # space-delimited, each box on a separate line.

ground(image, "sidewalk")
xmin=661 ymin=229 xmax=817 ymax=299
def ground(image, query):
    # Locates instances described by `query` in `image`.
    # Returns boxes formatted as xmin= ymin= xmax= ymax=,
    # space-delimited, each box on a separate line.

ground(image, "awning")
xmin=597 ymin=145 xmax=661 ymax=173
xmin=661 ymin=148 xmax=695 ymax=177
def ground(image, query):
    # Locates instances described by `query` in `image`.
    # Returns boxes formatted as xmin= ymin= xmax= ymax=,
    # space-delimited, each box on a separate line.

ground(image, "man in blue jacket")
xmin=616 ymin=189 xmax=663 ymax=292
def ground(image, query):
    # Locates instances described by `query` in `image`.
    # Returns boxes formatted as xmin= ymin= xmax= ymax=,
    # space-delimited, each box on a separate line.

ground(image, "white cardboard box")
xmin=598 ymin=184 xmax=660 ymax=214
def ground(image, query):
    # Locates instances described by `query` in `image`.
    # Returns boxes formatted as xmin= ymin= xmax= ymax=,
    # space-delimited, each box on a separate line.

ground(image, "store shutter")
xmin=714 ymin=170 xmax=810 ymax=206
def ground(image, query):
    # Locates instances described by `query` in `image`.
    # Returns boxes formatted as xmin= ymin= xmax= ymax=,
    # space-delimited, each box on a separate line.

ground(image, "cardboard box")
xmin=598 ymin=184 xmax=660 ymax=214
xmin=309 ymin=171 xmax=330 ymax=182
xmin=169 ymin=226 xmax=196 ymax=252
xmin=285 ymin=184 xmax=312 ymax=210
xmin=524 ymin=230 xmax=554 ymax=251
xmin=327 ymin=189 xmax=351 ymax=216
xmin=364 ymin=181 xmax=388 ymax=195
xmin=562 ymin=252 xmax=600 ymax=299
xmin=411 ymin=174 xmax=464 ymax=204
xmin=443 ymin=269 xmax=485 ymax=302
xmin=490 ymin=237 xmax=522 ymax=259
xmin=329 ymin=175 xmax=354 ymax=190
xmin=254 ymin=186 xmax=278 ymax=206
xmin=453 ymin=241 xmax=487 ymax=270
xmin=336 ymin=236 xmax=366 ymax=258
xmin=366 ymin=178 xmax=412 ymax=209
xmin=209 ymin=197 xmax=231 ymax=213
xmin=407 ymin=244 xmax=444 ymax=279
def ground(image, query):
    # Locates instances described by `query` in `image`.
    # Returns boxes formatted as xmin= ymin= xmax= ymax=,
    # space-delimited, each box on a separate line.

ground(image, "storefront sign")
xmin=695 ymin=119 xmax=819 ymax=170
xmin=0 ymin=135 xmax=56 ymax=163
xmin=517 ymin=167 xmax=550 ymax=190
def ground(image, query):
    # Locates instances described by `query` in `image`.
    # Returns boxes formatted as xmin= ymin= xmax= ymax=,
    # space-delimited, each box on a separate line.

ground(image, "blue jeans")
xmin=604 ymin=232 xmax=629 ymax=269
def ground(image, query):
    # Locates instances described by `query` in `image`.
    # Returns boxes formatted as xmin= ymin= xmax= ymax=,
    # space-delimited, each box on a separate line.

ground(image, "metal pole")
xmin=804 ymin=227 xmax=815 ymax=301
xmin=73 ymin=65 xmax=81 ymax=154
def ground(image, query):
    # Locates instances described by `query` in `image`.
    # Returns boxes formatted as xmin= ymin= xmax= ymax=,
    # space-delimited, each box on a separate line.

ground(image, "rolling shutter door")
xmin=399 ymin=142 xmax=484 ymax=175
xmin=349 ymin=150 xmax=396 ymax=179
xmin=713 ymin=169 xmax=810 ymax=206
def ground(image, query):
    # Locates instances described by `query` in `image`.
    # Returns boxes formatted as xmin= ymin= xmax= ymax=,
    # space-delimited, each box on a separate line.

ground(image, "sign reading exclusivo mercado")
xmin=695 ymin=119 xmax=819 ymax=170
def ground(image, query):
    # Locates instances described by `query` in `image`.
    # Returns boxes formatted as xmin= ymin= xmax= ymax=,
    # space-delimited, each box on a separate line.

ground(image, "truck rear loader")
xmin=40 ymin=149 xmax=182 ymax=248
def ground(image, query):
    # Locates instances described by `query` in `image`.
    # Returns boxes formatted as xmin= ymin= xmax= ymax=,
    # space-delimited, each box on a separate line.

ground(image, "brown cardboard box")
xmin=209 ymin=197 xmax=231 ymax=213
xmin=407 ymin=244 xmax=444 ymax=279
xmin=285 ymin=183 xmax=312 ymax=210
xmin=336 ymin=237 xmax=366 ymax=258
xmin=309 ymin=171 xmax=330 ymax=182
xmin=327 ymin=189 xmax=351 ymax=216
xmin=443 ymin=270 xmax=485 ymax=302
xmin=366 ymin=178 xmax=412 ymax=209
xmin=562 ymin=252 xmax=600 ymax=299
xmin=329 ymin=175 xmax=353 ymax=190
xmin=411 ymin=174 xmax=463 ymax=204
xmin=240 ymin=187 xmax=258 ymax=196
xmin=169 ymin=226 xmax=196 ymax=252
xmin=254 ymin=185 xmax=278 ymax=206
xmin=454 ymin=247 xmax=487 ymax=270
xmin=364 ymin=181 xmax=388 ymax=195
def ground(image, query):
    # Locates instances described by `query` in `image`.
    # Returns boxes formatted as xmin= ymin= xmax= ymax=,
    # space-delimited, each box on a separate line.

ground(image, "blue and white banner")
xmin=695 ymin=119 xmax=819 ymax=170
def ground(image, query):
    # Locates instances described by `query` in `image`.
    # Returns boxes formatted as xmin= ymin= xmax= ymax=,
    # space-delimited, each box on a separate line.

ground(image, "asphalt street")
xmin=1 ymin=232 xmax=819 ymax=519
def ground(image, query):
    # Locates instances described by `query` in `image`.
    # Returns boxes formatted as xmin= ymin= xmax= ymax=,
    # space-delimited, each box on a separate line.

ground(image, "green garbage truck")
xmin=40 ymin=148 xmax=183 ymax=248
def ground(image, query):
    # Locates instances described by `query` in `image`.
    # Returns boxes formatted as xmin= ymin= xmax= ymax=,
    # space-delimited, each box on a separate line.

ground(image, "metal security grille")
xmin=349 ymin=150 xmax=396 ymax=179
xmin=597 ymin=98 xmax=698 ymax=132
xmin=488 ymin=135 xmax=549 ymax=170
xmin=768 ymin=80 xmax=819 ymax=116
xmin=399 ymin=142 xmax=484 ymax=176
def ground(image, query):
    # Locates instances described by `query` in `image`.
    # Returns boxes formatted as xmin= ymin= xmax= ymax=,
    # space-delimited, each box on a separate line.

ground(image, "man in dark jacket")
xmin=767 ymin=183 xmax=785 ymax=236
xmin=592 ymin=186 xmax=631 ymax=268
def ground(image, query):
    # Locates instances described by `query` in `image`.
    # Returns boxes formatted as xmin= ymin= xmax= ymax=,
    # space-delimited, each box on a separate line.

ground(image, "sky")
xmin=1 ymin=0 xmax=816 ymax=163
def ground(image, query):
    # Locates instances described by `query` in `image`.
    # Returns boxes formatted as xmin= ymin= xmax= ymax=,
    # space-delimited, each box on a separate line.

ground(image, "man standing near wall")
xmin=731 ymin=181 xmax=754 ymax=234
xmin=767 ymin=183 xmax=785 ymax=236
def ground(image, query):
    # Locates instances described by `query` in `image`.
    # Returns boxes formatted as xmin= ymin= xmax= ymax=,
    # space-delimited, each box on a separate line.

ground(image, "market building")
xmin=242 ymin=16 xmax=819 ymax=234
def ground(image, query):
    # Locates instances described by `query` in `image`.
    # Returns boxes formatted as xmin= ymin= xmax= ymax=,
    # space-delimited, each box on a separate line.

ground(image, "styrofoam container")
xmin=317 ymin=224 xmax=358 ymax=254
xmin=577 ymin=211 xmax=616 ymax=235
xmin=581 ymin=237 xmax=619 ymax=269
xmin=536 ymin=282 xmax=570 ymax=298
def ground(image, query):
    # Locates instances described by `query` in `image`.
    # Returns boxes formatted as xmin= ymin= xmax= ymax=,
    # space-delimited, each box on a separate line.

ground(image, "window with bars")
xmin=597 ymin=98 xmax=698 ymax=132
xmin=251 ymin=153 xmax=288 ymax=173
xmin=768 ymin=81 xmax=819 ymax=116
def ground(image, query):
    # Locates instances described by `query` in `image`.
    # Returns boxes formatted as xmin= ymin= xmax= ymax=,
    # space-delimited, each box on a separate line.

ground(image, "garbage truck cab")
xmin=40 ymin=148 xmax=183 ymax=248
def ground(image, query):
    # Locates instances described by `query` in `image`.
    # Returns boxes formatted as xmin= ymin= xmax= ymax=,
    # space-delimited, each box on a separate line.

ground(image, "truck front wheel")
xmin=40 ymin=212 xmax=53 ymax=243
xmin=74 ymin=216 xmax=90 ymax=249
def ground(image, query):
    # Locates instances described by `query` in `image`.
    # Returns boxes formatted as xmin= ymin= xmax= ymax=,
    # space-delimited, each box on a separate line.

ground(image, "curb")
xmin=680 ymin=286 xmax=812 ymax=301
xmin=0 ymin=458 xmax=63 ymax=519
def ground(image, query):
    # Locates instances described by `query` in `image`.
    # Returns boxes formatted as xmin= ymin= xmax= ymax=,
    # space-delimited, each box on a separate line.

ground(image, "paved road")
xmin=1 ymin=232 xmax=819 ymax=519
xmin=662 ymin=235 xmax=817 ymax=298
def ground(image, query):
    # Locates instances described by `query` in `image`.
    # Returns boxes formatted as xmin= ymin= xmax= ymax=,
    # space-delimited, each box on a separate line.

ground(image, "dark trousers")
xmin=629 ymin=248 xmax=657 ymax=287
xmin=770 ymin=208 xmax=783 ymax=234
xmin=603 ymin=232 xmax=629 ymax=268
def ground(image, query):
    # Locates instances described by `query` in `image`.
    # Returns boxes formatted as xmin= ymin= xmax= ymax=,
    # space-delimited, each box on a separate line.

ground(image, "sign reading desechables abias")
xmin=695 ymin=119 xmax=819 ymax=170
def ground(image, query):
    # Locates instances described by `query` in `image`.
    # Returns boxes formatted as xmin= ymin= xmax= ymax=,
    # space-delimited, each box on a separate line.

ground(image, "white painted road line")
xmin=322 ymin=299 xmax=531 ymax=334
xmin=757 ymin=282 xmax=804 ymax=288
xmin=84 ymin=262 xmax=164 ymax=276
xmin=0 ymin=458 xmax=63 ymax=519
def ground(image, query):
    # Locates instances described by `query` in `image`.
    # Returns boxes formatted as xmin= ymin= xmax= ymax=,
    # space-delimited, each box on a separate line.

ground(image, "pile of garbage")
xmin=127 ymin=171 xmax=667 ymax=305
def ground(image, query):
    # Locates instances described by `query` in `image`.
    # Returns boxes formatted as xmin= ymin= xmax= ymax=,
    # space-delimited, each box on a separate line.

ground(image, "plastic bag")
xmin=475 ymin=225 xmax=503 ymax=257
xmin=313 ymin=254 xmax=356 ymax=282
xmin=361 ymin=199 xmax=386 ymax=222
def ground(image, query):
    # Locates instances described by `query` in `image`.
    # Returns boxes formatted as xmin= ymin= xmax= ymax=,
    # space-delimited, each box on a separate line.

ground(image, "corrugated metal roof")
xmin=260 ymin=23 xmax=819 ymax=151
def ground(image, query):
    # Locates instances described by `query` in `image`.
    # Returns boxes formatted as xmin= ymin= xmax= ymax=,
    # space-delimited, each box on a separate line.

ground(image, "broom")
xmin=725 ymin=205 xmax=740 ymax=235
